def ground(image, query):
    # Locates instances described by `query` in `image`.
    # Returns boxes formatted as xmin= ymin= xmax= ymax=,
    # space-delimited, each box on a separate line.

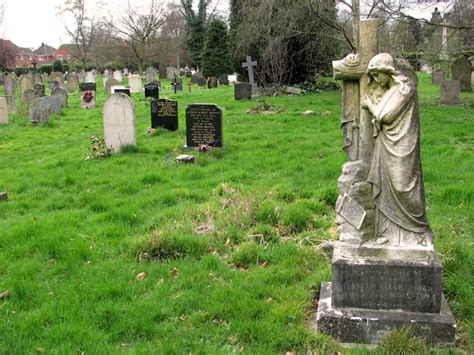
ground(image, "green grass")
xmin=0 ymin=74 xmax=473 ymax=353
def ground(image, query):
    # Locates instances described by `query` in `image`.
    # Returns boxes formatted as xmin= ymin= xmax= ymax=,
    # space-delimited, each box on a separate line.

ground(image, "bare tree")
xmin=59 ymin=0 xmax=101 ymax=70
xmin=115 ymin=0 xmax=166 ymax=74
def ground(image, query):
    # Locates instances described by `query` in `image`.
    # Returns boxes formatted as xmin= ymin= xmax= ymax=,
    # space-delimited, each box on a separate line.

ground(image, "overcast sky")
xmin=1 ymin=0 xmax=229 ymax=49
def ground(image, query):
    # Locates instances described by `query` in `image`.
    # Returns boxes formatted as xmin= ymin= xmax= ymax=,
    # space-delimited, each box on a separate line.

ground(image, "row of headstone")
xmin=30 ymin=86 xmax=68 ymax=124
xmin=103 ymin=92 xmax=223 ymax=153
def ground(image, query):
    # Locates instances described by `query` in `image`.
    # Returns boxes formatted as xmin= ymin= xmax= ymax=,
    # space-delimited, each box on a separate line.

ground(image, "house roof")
xmin=17 ymin=46 xmax=34 ymax=55
xmin=33 ymin=43 xmax=57 ymax=56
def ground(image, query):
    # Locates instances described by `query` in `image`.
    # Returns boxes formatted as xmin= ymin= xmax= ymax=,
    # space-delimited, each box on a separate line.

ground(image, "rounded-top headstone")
xmin=105 ymin=78 xmax=120 ymax=95
xmin=103 ymin=93 xmax=136 ymax=152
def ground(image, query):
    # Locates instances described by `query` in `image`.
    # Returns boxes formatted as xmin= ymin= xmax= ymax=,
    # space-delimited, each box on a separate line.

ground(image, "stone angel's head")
xmin=367 ymin=53 xmax=415 ymax=95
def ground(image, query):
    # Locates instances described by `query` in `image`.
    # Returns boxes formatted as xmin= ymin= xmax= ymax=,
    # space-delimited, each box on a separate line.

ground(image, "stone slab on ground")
xmin=0 ymin=192 xmax=7 ymax=201
xmin=316 ymin=282 xmax=456 ymax=346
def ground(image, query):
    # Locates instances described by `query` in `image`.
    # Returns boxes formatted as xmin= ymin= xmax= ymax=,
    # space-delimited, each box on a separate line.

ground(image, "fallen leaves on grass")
xmin=136 ymin=272 xmax=146 ymax=281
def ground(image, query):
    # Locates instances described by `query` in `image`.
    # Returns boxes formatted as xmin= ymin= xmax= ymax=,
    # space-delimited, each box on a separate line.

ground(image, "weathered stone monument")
xmin=34 ymin=83 xmax=45 ymax=97
xmin=191 ymin=73 xmax=206 ymax=86
xmin=451 ymin=57 xmax=472 ymax=92
xmin=145 ymin=66 xmax=157 ymax=82
xmin=113 ymin=70 xmax=123 ymax=82
xmin=30 ymin=101 xmax=51 ymax=124
xmin=242 ymin=56 xmax=258 ymax=95
xmin=65 ymin=74 xmax=79 ymax=93
xmin=52 ymin=86 xmax=68 ymax=108
xmin=207 ymin=77 xmax=218 ymax=89
xmin=234 ymin=82 xmax=252 ymax=100
xmin=315 ymin=19 xmax=455 ymax=345
xmin=151 ymin=99 xmax=178 ymax=131
xmin=50 ymin=71 xmax=64 ymax=84
xmin=32 ymin=96 xmax=63 ymax=114
xmin=185 ymin=104 xmax=223 ymax=148
xmin=80 ymin=83 xmax=97 ymax=109
xmin=166 ymin=66 xmax=176 ymax=80
xmin=103 ymin=93 xmax=136 ymax=152
xmin=19 ymin=75 xmax=34 ymax=96
xmin=431 ymin=69 xmax=445 ymax=85
xmin=84 ymin=71 xmax=95 ymax=83
xmin=440 ymin=80 xmax=461 ymax=105
xmin=128 ymin=75 xmax=142 ymax=93
xmin=4 ymin=73 xmax=17 ymax=96
xmin=105 ymin=78 xmax=120 ymax=95
xmin=0 ymin=97 xmax=8 ymax=125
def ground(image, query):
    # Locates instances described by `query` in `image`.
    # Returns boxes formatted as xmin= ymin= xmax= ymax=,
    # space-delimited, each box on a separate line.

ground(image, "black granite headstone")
xmin=151 ymin=99 xmax=178 ymax=131
xmin=234 ymin=82 xmax=252 ymax=100
xmin=114 ymin=88 xmax=131 ymax=97
xmin=80 ymin=82 xmax=96 ymax=92
xmin=145 ymin=81 xmax=160 ymax=100
xmin=185 ymin=104 xmax=223 ymax=148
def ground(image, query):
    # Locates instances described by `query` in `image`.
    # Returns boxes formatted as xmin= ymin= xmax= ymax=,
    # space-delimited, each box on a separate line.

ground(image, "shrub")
xmin=39 ymin=64 xmax=53 ymax=74
xmin=52 ymin=60 xmax=63 ymax=72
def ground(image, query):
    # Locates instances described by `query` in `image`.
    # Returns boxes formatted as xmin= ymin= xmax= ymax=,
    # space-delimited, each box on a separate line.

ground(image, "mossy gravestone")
xmin=103 ymin=93 xmax=136 ymax=153
xmin=151 ymin=99 xmax=178 ymax=131
xmin=185 ymin=104 xmax=223 ymax=148
xmin=451 ymin=57 xmax=472 ymax=92
xmin=234 ymin=82 xmax=252 ymax=100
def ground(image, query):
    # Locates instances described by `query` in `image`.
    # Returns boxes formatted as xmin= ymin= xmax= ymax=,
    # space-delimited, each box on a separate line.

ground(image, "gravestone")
xmin=151 ymin=99 xmax=178 ymax=131
xmin=242 ymin=56 xmax=258 ymax=94
xmin=19 ymin=75 xmax=34 ymax=96
xmin=234 ymin=82 xmax=252 ymax=100
xmin=84 ymin=71 xmax=95 ymax=83
xmin=51 ymin=71 xmax=64 ymax=84
xmin=43 ymin=72 xmax=50 ymax=81
xmin=65 ymin=74 xmax=79 ymax=93
xmin=207 ymin=77 xmax=218 ymax=89
xmin=451 ymin=57 xmax=472 ymax=92
xmin=315 ymin=20 xmax=455 ymax=346
xmin=166 ymin=66 xmax=176 ymax=80
xmin=0 ymin=97 xmax=7 ymax=124
xmin=33 ymin=72 xmax=43 ymax=85
xmin=113 ymin=70 xmax=123 ymax=82
xmin=6 ymin=96 xmax=16 ymax=115
xmin=440 ymin=80 xmax=461 ymax=105
xmin=144 ymin=81 xmax=159 ymax=100
xmin=23 ymin=89 xmax=37 ymax=103
xmin=191 ymin=73 xmax=206 ymax=86
xmin=4 ymin=73 xmax=17 ymax=96
xmin=123 ymin=68 xmax=129 ymax=75
xmin=145 ymin=66 xmax=157 ymax=82
xmin=34 ymin=83 xmax=45 ymax=97
xmin=52 ymin=86 xmax=68 ymax=108
xmin=30 ymin=101 xmax=51 ymax=124
xmin=104 ymin=69 xmax=110 ymax=77
xmin=218 ymin=74 xmax=229 ymax=86
xmin=431 ymin=69 xmax=445 ymax=85
xmin=103 ymin=93 xmax=136 ymax=152
xmin=32 ymin=96 xmax=63 ymax=114
xmin=49 ymin=80 xmax=59 ymax=92
xmin=128 ymin=75 xmax=142 ymax=93
xmin=111 ymin=86 xmax=131 ymax=97
xmin=185 ymin=104 xmax=223 ymax=148
xmin=185 ymin=71 xmax=192 ymax=78
xmin=80 ymin=82 xmax=97 ymax=109
xmin=105 ymin=78 xmax=120 ymax=95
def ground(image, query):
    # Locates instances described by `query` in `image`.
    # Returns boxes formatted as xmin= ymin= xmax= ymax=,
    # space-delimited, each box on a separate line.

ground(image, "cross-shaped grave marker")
xmin=242 ymin=56 xmax=257 ymax=87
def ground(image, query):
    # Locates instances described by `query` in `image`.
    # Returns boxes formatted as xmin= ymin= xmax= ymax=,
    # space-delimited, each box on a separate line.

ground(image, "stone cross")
xmin=242 ymin=56 xmax=257 ymax=86
xmin=31 ymin=60 xmax=38 ymax=70
xmin=331 ymin=19 xmax=379 ymax=242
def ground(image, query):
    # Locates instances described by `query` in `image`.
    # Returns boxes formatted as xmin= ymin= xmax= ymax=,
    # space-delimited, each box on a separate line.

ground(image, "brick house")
xmin=33 ymin=43 xmax=57 ymax=64
xmin=54 ymin=44 xmax=75 ymax=62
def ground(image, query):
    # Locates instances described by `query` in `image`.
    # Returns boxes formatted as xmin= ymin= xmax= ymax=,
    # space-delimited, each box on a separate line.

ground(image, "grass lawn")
xmin=0 ymin=74 xmax=473 ymax=353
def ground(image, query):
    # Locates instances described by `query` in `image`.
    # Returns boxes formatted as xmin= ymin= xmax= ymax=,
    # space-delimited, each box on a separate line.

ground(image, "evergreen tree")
xmin=180 ymin=0 xmax=208 ymax=68
xmin=201 ymin=18 xmax=232 ymax=77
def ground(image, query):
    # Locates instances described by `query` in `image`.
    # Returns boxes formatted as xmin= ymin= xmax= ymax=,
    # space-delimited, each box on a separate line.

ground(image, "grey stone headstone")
xmin=84 ymin=71 xmax=95 ymax=83
xmin=30 ymin=99 xmax=52 ymax=124
xmin=51 ymin=72 xmax=64 ymax=84
xmin=431 ymin=69 xmax=446 ymax=85
xmin=191 ymin=73 xmax=205 ymax=85
xmin=52 ymin=86 xmax=68 ymax=108
xmin=34 ymin=83 xmax=45 ymax=97
xmin=4 ymin=73 xmax=17 ymax=96
xmin=49 ymin=80 xmax=60 ymax=92
xmin=105 ymin=78 xmax=120 ymax=95
xmin=113 ymin=70 xmax=123 ymax=82
xmin=145 ymin=66 xmax=157 ymax=82
xmin=103 ymin=93 xmax=136 ymax=152
xmin=234 ymin=82 xmax=252 ymax=100
xmin=0 ymin=97 xmax=8 ymax=124
xmin=66 ymin=74 xmax=79 ymax=93
xmin=451 ymin=57 xmax=472 ymax=92
xmin=440 ymin=80 xmax=461 ymax=105
xmin=218 ymin=74 xmax=229 ymax=86
xmin=128 ymin=75 xmax=142 ymax=93
xmin=32 ymin=96 xmax=63 ymax=114
xmin=6 ymin=96 xmax=16 ymax=115
xmin=23 ymin=89 xmax=37 ymax=103
xmin=207 ymin=77 xmax=218 ymax=89
xmin=185 ymin=104 xmax=223 ymax=148
xmin=19 ymin=75 xmax=34 ymax=95
xmin=166 ymin=66 xmax=176 ymax=80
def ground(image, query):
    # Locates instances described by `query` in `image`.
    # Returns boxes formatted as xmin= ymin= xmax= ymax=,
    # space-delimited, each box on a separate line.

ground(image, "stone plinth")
xmin=332 ymin=245 xmax=442 ymax=313
xmin=316 ymin=282 xmax=455 ymax=345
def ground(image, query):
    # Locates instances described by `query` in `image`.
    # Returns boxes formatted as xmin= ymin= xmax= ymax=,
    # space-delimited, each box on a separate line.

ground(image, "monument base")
xmin=316 ymin=282 xmax=456 ymax=345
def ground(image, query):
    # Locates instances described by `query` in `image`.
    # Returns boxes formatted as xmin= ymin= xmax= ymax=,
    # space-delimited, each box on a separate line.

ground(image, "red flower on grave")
xmin=83 ymin=91 xmax=94 ymax=103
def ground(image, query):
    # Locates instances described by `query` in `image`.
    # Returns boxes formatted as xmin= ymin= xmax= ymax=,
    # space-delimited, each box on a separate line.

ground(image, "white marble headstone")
xmin=84 ymin=71 xmax=95 ymax=83
xmin=103 ymin=93 xmax=136 ymax=152
xmin=228 ymin=74 xmax=237 ymax=83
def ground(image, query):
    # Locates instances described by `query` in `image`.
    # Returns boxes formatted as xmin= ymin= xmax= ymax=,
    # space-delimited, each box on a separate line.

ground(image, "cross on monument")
xmin=242 ymin=56 xmax=257 ymax=86
xmin=31 ymin=60 xmax=38 ymax=71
